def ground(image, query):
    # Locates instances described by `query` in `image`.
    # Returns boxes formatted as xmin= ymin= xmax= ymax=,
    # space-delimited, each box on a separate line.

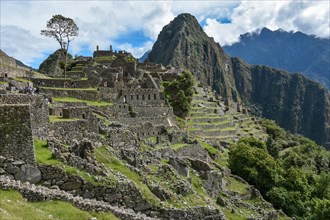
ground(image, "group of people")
xmin=63 ymin=81 xmax=77 ymax=88
xmin=24 ymin=85 xmax=39 ymax=95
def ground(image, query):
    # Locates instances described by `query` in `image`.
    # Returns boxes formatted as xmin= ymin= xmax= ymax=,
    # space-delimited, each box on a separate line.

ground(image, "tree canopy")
xmin=41 ymin=14 xmax=79 ymax=51
xmin=41 ymin=14 xmax=78 ymax=77
xmin=163 ymin=70 xmax=194 ymax=117
xmin=228 ymin=120 xmax=330 ymax=219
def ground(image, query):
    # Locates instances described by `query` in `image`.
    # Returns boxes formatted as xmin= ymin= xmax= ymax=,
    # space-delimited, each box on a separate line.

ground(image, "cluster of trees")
xmin=229 ymin=120 xmax=330 ymax=219
xmin=163 ymin=70 xmax=194 ymax=117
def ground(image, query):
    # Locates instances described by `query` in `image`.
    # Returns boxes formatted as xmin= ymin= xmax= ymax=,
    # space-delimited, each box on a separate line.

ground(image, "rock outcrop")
xmin=38 ymin=49 xmax=72 ymax=76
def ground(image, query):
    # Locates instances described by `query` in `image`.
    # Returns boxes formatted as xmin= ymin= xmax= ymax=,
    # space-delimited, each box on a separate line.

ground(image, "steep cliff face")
xmin=148 ymin=13 xmax=240 ymax=100
xmin=231 ymin=58 xmax=330 ymax=146
xmin=223 ymin=28 xmax=330 ymax=89
xmin=149 ymin=13 xmax=330 ymax=148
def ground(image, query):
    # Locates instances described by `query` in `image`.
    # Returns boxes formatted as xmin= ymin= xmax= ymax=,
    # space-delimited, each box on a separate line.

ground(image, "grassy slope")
xmin=0 ymin=190 xmax=118 ymax=220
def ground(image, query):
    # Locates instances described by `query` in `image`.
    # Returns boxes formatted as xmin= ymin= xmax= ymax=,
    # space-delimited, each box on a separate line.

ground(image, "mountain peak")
xmin=148 ymin=13 xmax=235 ymax=99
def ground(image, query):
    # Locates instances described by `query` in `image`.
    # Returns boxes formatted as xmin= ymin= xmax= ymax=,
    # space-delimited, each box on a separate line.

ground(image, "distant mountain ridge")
xmin=139 ymin=50 xmax=150 ymax=62
xmin=148 ymin=13 xmax=330 ymax=148
xmin=223 ymin=28 xmax=330 ymax=89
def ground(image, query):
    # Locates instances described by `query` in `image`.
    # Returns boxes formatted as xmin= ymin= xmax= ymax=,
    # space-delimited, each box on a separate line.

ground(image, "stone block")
xmin=14 ymin=164 xmax=41 ymax=184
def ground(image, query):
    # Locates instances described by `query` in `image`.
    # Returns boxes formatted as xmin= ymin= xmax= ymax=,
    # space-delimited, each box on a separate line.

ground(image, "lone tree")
xmin=41 ymin=14 xmax=79 ymax=77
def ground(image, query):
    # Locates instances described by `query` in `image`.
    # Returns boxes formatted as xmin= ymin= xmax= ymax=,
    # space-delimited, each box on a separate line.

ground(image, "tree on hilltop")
xmin=41 ymin=14 xmax=79 ymax=77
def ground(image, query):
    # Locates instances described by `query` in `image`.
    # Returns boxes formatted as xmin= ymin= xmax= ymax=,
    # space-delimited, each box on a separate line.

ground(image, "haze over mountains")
xmin=148 ymin=13 xmax=330 ymax=149
xmin=223 ymin=27 xmax=330 ymax=89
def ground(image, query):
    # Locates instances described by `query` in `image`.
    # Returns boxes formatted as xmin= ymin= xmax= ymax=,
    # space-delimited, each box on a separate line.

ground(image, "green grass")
xmin=0 ymin=81 xmax=8 ymax=85
xmin=226 ymin=177 xmax=249 ymax=194
xmin=190 ymin=172 xmax=208 ymax=197
xmin=0 ymin=190 xmax=118 ymax=220
xmin=34 ymin=139 xmax=108 ymax=186
xmin=221 ymin=207 xmax=246 ymax=220
xmin=146 ymin=136 xmax=157 ymax=144
xmin=94 ymin=146 xmax=160 ymax=205
xmin=49 ymin=116 xmax=80 ymax=122
xmin=215 ymin=149 xmax=229 ymax=167
xmin=53 ymin=97 xmax=113 ymax=106
xmin=41 ymin=87 xmax=97 ymax=91
xmin=199 ymin=141 xmax=219 ymax=156
xmin=170 ymin=143 xmax=188 ymax=150
xmin=34 ymin=139 xmax=60 ymax=165
xmin=13 ymin=77 xmax=32 ymax=83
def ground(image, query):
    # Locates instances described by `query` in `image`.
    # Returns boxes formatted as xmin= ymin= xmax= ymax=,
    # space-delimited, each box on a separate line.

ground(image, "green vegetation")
xmin=215 ymin=148 xmax=229 ymax=167
xmin=94 ymin=146 xmax=160 ymax=205
xmin=163 ymin=70 xmax=194 ymax=117
xmin=199 ymin=140 xmax=219 ymax=156
xmin=190 ymin=172 xmax=208 ymax=197
xmin=170 ymin=143 xmax=187 ymax=150
xmin=42 ymin=87 xmax=97 ymax=91
xmin=226 ymin=177 xmax=249 ymax=194
xmin=34 ymin=139 xmax=59 ymax=165
xmin=53 ymin=97 xmax=113 ymax=106
xmin=0 ymin=190 xmax=118 ymax=220
xmin=13 ymin=77 xmax=32 ymax=83
xmin=34 ymin=139 xmax=109 ymax=186
xmin=228 ymin=120 xmax=330 ymax=219
xmin=49 ymin=115 xmax=80 ymax=122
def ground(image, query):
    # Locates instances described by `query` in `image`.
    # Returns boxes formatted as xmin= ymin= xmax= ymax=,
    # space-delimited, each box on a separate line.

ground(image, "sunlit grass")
xmin=53 ymin=97 xmax=113 ymax=106
xmin=0 ymin=190 xmax=118 ymax=220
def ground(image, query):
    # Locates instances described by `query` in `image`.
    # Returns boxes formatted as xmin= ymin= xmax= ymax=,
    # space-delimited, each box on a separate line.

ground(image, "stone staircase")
xmin=0 ymin=175 xmax=156 ymax=220
xmin=186 ymin=86 xmax=267 ymax=143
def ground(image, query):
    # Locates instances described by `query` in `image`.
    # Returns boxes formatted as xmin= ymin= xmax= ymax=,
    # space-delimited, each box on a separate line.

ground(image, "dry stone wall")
xmin=0 ymin=94 xmax=49 ymax=138
xmin=0 ymin=65 xmax=29 ymax=78
xmin=0 ymin=104 xmax=35 ymax=163
xmin=49 ymin=118 xmax=98 ymax=141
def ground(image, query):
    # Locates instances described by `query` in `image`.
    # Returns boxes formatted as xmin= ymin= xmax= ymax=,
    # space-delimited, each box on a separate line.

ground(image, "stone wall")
xmin=41 ymin=88 xmax=100 ymax=101
xmin=0 ymin=104 xmax=35 ymax=163
xmin=99 ymin=87 xmax=118 ymax=102
xmin=120 ymin=88 xmax=164 ymax=105
xmin=0 ymin=65 xmax=28 ymax=78
xmin=0 ymin=94 xmax=49 ymax=138
xmin=49 ymin=118 xmax=98 ymax=141
xmin=62 ymin=107 xmax=91 ymax=119
xmin=31 ymin=78 xmax=98 ymax=88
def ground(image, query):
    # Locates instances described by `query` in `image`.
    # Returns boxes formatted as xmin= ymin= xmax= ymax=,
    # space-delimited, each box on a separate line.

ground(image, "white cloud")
xmin=0 ymin=25 xmax=58 ymax=66
xmin=117 ymin=41 xmax=154 ymax=58
xmin=204 ymin=0 xmax=330 ymax=46
xmin=0 ymin=0 xmax=329 ymax=67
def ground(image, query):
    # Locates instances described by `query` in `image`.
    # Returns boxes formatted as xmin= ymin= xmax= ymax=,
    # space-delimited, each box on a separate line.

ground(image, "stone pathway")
xmin=0 ymin=175 xmax=157 ymax=220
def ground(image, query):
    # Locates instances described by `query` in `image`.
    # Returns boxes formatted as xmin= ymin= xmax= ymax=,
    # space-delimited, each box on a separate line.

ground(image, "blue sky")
xmin=1 ymin=0 xmax=329 ymax=68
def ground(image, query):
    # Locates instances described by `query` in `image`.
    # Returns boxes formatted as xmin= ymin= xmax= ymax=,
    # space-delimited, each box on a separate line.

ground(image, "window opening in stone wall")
xmin=154 ymin=94 xmax=157 ymax=99
xmin=136 ymin=95 xmax=139 ymax=100
xmin=131 ymin=95 xmax=133 ymax=100
xmin=82 ymin=114 xmax=86 ymax=119
xmin=148 ymin=94 xmax=151 ymax=100
xmin=142 ymin=95 xmax=145 ymax=100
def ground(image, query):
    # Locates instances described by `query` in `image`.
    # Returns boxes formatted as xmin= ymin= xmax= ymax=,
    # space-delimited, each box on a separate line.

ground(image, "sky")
xmin=1 ymin=0 xmax=329 ymax=68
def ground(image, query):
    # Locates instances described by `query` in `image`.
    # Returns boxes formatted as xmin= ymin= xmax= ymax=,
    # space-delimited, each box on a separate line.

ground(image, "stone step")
xmin=188 ymin=115 xmax=231 ymax=124
xmin=187 ymin=120 xmax=233 ymax=130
